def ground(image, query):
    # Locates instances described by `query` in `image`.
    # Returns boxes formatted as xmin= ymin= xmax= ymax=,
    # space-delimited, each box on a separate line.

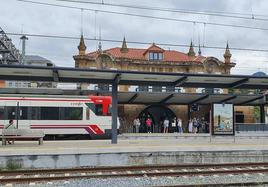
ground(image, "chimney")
xmin=20 ymin=35 xmax=28 ymax=64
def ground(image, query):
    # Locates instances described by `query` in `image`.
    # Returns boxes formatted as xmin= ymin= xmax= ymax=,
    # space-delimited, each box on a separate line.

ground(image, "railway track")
xmin=0 ymin=162 xmax=268 ymax=185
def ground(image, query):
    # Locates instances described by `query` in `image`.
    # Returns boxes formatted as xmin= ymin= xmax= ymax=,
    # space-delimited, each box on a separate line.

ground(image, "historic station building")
xmin=73 ymin=35 xmax=258 ymax=133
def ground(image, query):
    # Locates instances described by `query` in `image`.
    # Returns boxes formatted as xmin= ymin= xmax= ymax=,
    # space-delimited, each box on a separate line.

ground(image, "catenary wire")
xmin=55 ymin=0 xmax=268 ymax=21
xmin=6 ymin=32 xmax=268 ymax=53
xmin=15 ymin=0 xmax=268 ymax=31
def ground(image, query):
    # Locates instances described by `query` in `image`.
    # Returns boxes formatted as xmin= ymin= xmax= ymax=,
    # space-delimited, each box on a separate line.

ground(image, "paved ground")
xmin=0 ymin=134 xmax=268 ymax=156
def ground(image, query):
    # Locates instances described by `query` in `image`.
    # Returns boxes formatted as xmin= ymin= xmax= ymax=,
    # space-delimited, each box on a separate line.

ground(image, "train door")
xmin=3 ymin=101 xmax=18 ymax=128
xmin=18 ymin=100 xmax=31 ymax=129
xmin=0 ymin=102 xmax=4 ymax=133
xmin=4 ymin=101 xmax=31 ymax=129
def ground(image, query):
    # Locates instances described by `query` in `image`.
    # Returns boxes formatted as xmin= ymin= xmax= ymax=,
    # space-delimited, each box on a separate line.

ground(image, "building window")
xmin=149 ymin=52 xmax=163 ymax=61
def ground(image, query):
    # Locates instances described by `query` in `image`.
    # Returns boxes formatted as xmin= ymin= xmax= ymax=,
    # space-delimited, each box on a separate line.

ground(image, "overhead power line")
xmin=6 ymin=32 xmax=268 ymax=53
xmin=16 ymin=0 xmax=268 ymax=31
xmin=56 ymin=0 xmax=268 ymax=21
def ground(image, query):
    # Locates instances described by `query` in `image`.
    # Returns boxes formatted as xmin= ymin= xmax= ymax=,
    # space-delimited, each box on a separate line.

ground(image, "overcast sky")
xmin=2 ymin=0 xmax=268 ymax=75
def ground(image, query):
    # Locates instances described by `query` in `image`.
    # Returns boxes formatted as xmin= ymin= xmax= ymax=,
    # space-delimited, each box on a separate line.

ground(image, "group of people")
xmin=133 ymin=117 xmax=153 ymax=133
xmin=133 ymin=116 xmax=183 ymax=133
xmin=188 ymin=117 xmax=209 ymax=133
xmin=133 ymin=116 xmax=209 ymax=134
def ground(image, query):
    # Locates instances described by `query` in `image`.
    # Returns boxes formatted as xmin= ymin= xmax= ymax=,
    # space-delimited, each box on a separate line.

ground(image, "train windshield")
xmin=86 ymin=103 xmax=111 ymax=116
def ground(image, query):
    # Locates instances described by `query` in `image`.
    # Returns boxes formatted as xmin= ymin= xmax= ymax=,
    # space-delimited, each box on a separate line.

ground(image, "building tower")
xmin=188 ymin=41 xmax=195 ymax=56
xmin=224 ymin=42 xmax=232 ymax=63
xmin=78 ymin=35 xmax=86 ymax=55
xmin=120 ymin=37 xmax=128 ymax=53
xmin=198 ymin=44 xmax=202 ymax=56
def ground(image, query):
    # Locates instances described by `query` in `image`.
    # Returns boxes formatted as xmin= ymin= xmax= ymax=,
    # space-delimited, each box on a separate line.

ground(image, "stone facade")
xmin=73 ymin=36 xmax=243 ymax=132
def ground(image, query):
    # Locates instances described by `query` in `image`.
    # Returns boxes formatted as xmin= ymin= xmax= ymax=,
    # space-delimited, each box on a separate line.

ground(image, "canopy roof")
xmin=0 ymin=88 xmax=266 ymax=106
xmin=0 ymin=65 xmax=268 ymax=89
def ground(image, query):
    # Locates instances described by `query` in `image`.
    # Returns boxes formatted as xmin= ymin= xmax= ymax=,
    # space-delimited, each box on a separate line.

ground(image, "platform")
xmin=0 ymin=134 xmax=267 ymax=169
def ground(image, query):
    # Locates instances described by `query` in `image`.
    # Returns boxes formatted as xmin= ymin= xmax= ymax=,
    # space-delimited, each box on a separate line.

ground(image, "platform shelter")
xmin=0 ymin=65 xmax=267 ymax=143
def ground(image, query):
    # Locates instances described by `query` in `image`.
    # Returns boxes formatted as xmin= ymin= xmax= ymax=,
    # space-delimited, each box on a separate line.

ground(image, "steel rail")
xmin=154 ymin=181 xmax=268 ymax=187
xmin=1 ymin=162 xmax=268 ymax=176
xmin=0 ymin=166 xmax=268 ymax=184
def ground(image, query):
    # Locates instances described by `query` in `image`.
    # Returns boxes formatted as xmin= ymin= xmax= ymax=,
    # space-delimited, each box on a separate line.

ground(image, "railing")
xmin=236 ymin=123 xmax=268 ymax=132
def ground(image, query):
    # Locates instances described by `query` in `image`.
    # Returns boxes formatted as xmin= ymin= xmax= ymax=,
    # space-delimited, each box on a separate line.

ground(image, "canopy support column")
xmin=111 ymin=74 xmax=120 ymax=144
xmin=260 ymin=105 xmax=265 ymax=124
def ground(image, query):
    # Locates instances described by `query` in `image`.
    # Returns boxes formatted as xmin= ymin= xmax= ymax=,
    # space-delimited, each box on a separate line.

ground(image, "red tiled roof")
xmin=87 ymin=45 xmax=206 ymax=63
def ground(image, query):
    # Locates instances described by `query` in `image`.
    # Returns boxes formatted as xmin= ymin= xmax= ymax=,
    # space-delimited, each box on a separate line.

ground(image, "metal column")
xmin=111 ymin=74 xmax=120 ymax=144
xmin=260 ymin=105 xmax=265 ymax=124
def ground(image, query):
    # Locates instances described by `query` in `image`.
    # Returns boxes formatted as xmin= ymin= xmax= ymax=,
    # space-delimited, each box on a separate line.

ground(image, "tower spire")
xmin=198 ymin=44 xmax=201 ymax=56
xmin=78 ymin=35 xmax=86 ymax=55
xmin=120 ymin=36 xmax=128 ymax=53
xmin=98 ymin=26 xmax=102 ymax=53
xmin=224 ymin=41 xmax=232 ymax=63
xmin=188 ymin=40 xmax=195 ymax=56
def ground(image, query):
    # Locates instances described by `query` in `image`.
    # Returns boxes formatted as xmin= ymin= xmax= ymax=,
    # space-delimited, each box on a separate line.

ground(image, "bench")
xmin=1 ymin=129 xmax=45 ymax=145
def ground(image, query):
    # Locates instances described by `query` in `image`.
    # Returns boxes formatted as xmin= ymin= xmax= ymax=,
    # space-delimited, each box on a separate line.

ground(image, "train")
xmin=0 ymin=94 xmax=116 ymax=139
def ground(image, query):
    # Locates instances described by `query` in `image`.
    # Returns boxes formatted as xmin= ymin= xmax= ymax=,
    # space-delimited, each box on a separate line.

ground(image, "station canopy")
xmin=0 ymin=88 xmax=266 ymax=106
xmin=0 ymin=64 xmax=268 ymax=89
xmin=0 ymin=64 xmax=267 ymax=106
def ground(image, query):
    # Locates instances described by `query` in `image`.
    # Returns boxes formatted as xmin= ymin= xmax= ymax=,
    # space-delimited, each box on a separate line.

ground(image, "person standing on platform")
xmin=188 ymin=119 xmax=193 ymax=133
xmin=172 ymin=117 xmax=177 ymax=133
xmin=135 ymin=118 xmax=141 ymax=133
xmin=163 ymin=118 xmax=169 ymax=133
xmin=146 ymin=117 xmax=152 ymax=133
xmin=193 ymin=118 xmax=198 ymax=133
xmin=177 ymin=118 xmax=183 ymax=134
xmin=133 ymin=118 xmax=137 ymax=133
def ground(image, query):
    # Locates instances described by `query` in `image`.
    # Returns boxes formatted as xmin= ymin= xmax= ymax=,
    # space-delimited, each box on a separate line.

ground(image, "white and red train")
xmin=0 ymin=95 xmax=115 ymax=139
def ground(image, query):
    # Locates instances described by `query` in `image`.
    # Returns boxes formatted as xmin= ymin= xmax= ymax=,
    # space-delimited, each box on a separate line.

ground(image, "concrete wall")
xmin=1 ymin=150 xmax=267 ymax=169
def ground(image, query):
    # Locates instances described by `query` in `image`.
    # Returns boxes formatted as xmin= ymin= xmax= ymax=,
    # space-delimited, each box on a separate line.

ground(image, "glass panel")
xmin=61 ymin=107 xmax=83 ymax=120
xmin=0 ymin=106 xmax=4 ymax=120
xmin=139 ymin=86 xmax=149 ymax=92
xmin=20 ymin=107 xmax=28 ymax=120
xmin=153 ymin=53 xmax=158 ymax=60
xmin=6 ymin=106 xmax=16 ymax=120
xmin=166 ymin=86 xmax=175 ymax=92
xmin=152 ymin=86 xmax=162 ymax=92
xmin=149 ymin=52 xmax=154 ymax=60
xmin=31 ymin=107 xmax=40 ymax=120
xmin=40 ymin=107 xmax=60 ymax=120
xmin=159 ymin=53 xmax=163 ymax=60
xmin=98 ymin=84 xmax=110 ymax=91
xmin=95 ymin=104 xmax=103 ymax=116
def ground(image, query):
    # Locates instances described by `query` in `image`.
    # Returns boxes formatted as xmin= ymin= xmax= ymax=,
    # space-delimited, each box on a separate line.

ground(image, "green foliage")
xmin=6 ymin=160 xmax=22 ymax=170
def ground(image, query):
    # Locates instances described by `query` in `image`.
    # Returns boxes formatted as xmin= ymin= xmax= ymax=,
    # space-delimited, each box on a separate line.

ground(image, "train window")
xmin=95 ymin=104 xmax=103 ymax=116
xmin=60 ymin=107 xmax=83 ymax=120
xmin=86 ymin=108 xmax=89 ymax=120
xmin=0 ymin=106 xmax=4 ymax=120
xmin=6 ymin=106 xmax=16 ymax=120
xmin=107 ymin=105 xmax=112 ymax=116
xmin=86 ymin=103 xmax=104 ymax=116
xmin=31 ymin=107 xmax=40 ymax=120
xmin=20 ymin=107 xmax=28 ymax=120
xmin=41 ymin=107 xmax=60 ymax=120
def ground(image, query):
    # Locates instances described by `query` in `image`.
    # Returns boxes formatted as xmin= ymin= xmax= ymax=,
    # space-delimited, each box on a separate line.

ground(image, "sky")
xmin=1 ymin=0 xmax=268 ymax=75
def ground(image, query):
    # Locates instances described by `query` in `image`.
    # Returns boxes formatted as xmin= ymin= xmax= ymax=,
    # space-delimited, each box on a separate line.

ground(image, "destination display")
xmin=213 ymin=104 xmax=234 ymax=135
